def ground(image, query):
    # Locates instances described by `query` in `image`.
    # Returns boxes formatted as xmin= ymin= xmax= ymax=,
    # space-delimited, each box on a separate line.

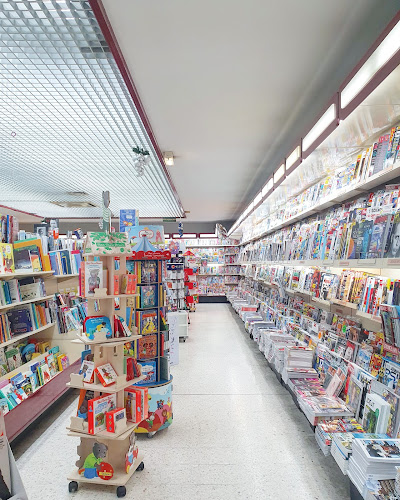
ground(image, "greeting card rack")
xmin=128 ymin=247 xmax=174 ymax=437
xmin=66 ymin=234 xmax=146 ymax=498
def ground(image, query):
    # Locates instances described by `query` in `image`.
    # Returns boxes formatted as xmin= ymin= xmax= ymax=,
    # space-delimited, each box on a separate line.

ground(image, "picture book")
xmin=38 ymin=363 xmax=51 ymax=385
xmin=140 ymin=285 xmax=157 ymax=308
xmin=13 ymin=248 xmax=33 ymax=272
xmin=57 ymin=353 xmax=69 ymax=371
xmin=46 ymin=353 xmax=57 ymax=378
xmin=135 ymin=360 xmax=156 ymax=385
xmin=137 ymin=334 xmax=157 ymax=360
xmin=95 ymin=363 xmax=118 ymax=387
xmin=129 ymin=225 xmax=164 ymax=249
xmin=81 ymin=261 xmax=103 ymax=297
xmin=5 ymin=348 xmax=22 ymax=371
xmin=119 ymin=209 xmax=138 ymax=233
xmin=0 ymin=243 xmax=14 ymax=273
xmin=76 ymin=389 xmax=95 ymax=421
xmin=139 ymin=261 xmax=157 ymax=283
xmin=83 ymin=315 xmax=112 ymax=341
xmin=137 ymin=309 xmax=158 ymax=335
xmin=79 ymin=360 xmax=95 ymax=383
xmin=88 ymin=393 xmax=117 ymax=434
xmin=7 ymin=307 xmax=33 ymax=334
xmin=106 ymin=407 xmax=126 ymax=433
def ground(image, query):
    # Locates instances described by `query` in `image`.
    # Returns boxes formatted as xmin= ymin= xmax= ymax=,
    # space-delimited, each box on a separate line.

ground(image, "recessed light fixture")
xmin=66 ymin=191 xmax=88 ymax=196
xmin=51 ymin=201 xmax=97 ymax=208
xmin=164 ymin=152 xmax=174 ymax=166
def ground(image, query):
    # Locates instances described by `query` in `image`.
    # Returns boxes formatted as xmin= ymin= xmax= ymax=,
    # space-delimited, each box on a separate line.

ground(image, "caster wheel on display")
xmin=147 ymin=432 xmax=156 ymax=439
xmin=68 ymin=481 xmax=78 ymax=493
xmin=117 ymin=486 xmax=126 ymax=497
xmin=137 ymin=461 xmax=144 ymax=471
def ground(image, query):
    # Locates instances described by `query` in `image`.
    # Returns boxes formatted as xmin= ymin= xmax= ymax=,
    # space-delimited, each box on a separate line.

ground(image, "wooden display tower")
xmin=129 ymin=247 xmax=174 ymax=437
xmin=66 ymin=233 xmax=146 ymax=498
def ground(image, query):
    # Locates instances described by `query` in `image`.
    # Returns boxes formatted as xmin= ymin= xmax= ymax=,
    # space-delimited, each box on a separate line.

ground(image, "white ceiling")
xmin=0 ymin=0 xmax=183 ymax=221
xmin=101 ymin=0 xmax=400 ymax=223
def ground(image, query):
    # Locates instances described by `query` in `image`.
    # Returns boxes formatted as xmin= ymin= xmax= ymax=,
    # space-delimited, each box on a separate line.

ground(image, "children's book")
xmin=140 ymin=285 xmax=157 ymax=308
xmin=38 ymin=363 xmax=52 ymax=385
xmin=83 ymin=316 xmax=112 ymax=341
xmin=137 ymin=310 xmax=158 ymax=335
xmin=139 ymin=261 xmax=157 ymax=283
xmin=0 ymin=243 xmax=14 ymax=273
xmin=88 ymin=393 xmax=117 ymax=434
xmin=137 ymin=334 xmax=157 ymax=360
xmin=135 ymin=360 xmax=157 ymax=385
xmin=79 ymin=360 xmax=95 ymax=383
xmin=76 ymin=389 xmax=95 ymax=421
xmin=7 ymin=308 xmax=33 ymax=334
xmin=81 ymin=261 xmax=103 ymax=297
xmin=95 ymin=363 xmax=118 ymax=387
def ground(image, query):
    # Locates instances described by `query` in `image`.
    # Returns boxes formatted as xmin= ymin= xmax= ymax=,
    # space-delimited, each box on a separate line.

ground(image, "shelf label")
xmin=387 ymin=258 xmax=400 ymax=266
xmin=339 ymin=260 xmax=350 ymax=266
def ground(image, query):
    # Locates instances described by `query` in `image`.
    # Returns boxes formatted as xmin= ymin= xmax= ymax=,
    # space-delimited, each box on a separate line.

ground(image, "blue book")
xmin=7 ymin=308 xmax=33 ymax=334
xmin=135 ymin=360 xmax=157 ymax=385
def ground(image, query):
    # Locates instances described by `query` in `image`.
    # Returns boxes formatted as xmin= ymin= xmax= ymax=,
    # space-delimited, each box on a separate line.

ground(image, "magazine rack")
xmin=67 ymin=237 xmax=146 ymax=498
xmin=128 ymin=249 xmax=174 ymax=437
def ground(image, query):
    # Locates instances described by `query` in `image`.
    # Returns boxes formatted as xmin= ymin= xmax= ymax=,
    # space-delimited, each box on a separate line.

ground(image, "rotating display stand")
xmin=128 ymin=245 xmax=173 ymax=437
xmin=66 ymin=233 xmax=146 ymax=497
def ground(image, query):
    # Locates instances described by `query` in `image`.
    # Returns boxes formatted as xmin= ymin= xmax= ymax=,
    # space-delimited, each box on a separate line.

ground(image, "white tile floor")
xmin=14 ymin=303 xmax=350 ymax=499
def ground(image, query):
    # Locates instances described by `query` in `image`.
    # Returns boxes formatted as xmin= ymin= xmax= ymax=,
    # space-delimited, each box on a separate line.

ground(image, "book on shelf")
xmin=79 ymin=261 xmax=104 ymax=297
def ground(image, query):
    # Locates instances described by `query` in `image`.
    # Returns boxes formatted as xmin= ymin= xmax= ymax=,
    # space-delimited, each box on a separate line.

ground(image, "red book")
xmin=113 ymin=275 xmax=120 ymax=295
xmin=95 ymin=363 xmax=118 ymax=387
xmin=106 ymin=407 xmax=126 ymax=433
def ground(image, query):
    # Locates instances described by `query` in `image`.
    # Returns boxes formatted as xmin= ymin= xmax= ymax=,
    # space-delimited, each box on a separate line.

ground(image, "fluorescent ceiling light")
xmin=286 ymin=147 xmax=301 ymax=170
xmin=303 ymin=104 xmax=336 ymax=151
xmin=199 ymin=234 xmax=217 ymax=238
xmin=273 ymin=164 xmax=285 ymax=184
xmin=183 ymin=233 xmax=197 ymax=238
xmin=262 ymin=178 xmax=273 ymax=197
xmin=164 ymin=151 xmax=174 ymax=166
xmin=0 ymin=0 xmax=183 ymax=219
xmin=253 ymin=192 xmax=262 ymax=206
xmin=341 ymin=20 xmax=400 ymax=108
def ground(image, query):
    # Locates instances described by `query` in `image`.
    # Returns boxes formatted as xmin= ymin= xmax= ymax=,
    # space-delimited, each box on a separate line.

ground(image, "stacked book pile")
xmin=348 ymin=438 xmax=400 ymax=495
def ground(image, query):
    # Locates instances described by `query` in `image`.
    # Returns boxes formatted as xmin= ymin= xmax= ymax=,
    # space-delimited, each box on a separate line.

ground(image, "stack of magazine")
xmin=348 ymin=438 xmax=400 ymax=495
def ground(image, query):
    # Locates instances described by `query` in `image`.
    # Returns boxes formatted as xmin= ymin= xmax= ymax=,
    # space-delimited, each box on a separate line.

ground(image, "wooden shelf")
xmin=67 ymin=454 xmax=144 ymax=486
xmin=80 ymin=294 xmax=139 ymax=300
xmin=0 ymin=322 xmax=56 ymax=349
xmin=72 ymin=333 xmax=141 ymax=346
xmin=0 ymin=270 xmax=54 ymax=280
xmin=0 ymin=294 xmax=54 ymax=312
xmin=67 ymin=420 xmax=139 ymax=441
xmin=67 ymin=374 xmax=146 ymax=393
xmin=52 ymin=273 xmax=79 ymax=279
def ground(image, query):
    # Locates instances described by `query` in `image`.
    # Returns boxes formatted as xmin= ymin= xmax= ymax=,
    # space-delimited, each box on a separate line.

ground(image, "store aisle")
xmin=15 ymin=303 xmax=349 ymax=499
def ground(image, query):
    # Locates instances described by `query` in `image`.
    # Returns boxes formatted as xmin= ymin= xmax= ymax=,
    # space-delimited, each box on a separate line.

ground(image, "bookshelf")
xmin=1 ymin=271 xmax=82 ymax=442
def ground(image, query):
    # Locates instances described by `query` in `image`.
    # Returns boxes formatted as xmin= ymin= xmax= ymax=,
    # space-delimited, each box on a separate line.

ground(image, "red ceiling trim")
xmin=0 ymin=205 xmax=42 ymax=219
xmin=88 ymin=0 xmax=185 ymax=217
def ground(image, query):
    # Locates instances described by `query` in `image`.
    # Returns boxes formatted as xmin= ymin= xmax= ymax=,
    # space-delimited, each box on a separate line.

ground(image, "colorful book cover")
xmin=119 ymin=209 xmax=138 ymax=233
xmin=82 ymin=261 xmax=103 ymax=297
xmin=137 ymin=334 xmax=157 ymax=360
xmin=88 ymin=393 xmax=117 ymax=434
xmin=135 ymin=360 xmax=157 ymax=385
xmin=140 ymin=285 xmax=157 ymax=308
xmin=95 ymin=363 xmax=118 ymax=387
xmin=138 ymin=310 xmax=158 ymax=335
xmin=140 ymin=261 xmax=157 ymax=283
xmin=76 ymin=389 xmax=95 ymax=421
xmin=0 ymin=243 xmax=14 ymax=273
xmin=129 ymin=225 xmax=164 ymax=249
